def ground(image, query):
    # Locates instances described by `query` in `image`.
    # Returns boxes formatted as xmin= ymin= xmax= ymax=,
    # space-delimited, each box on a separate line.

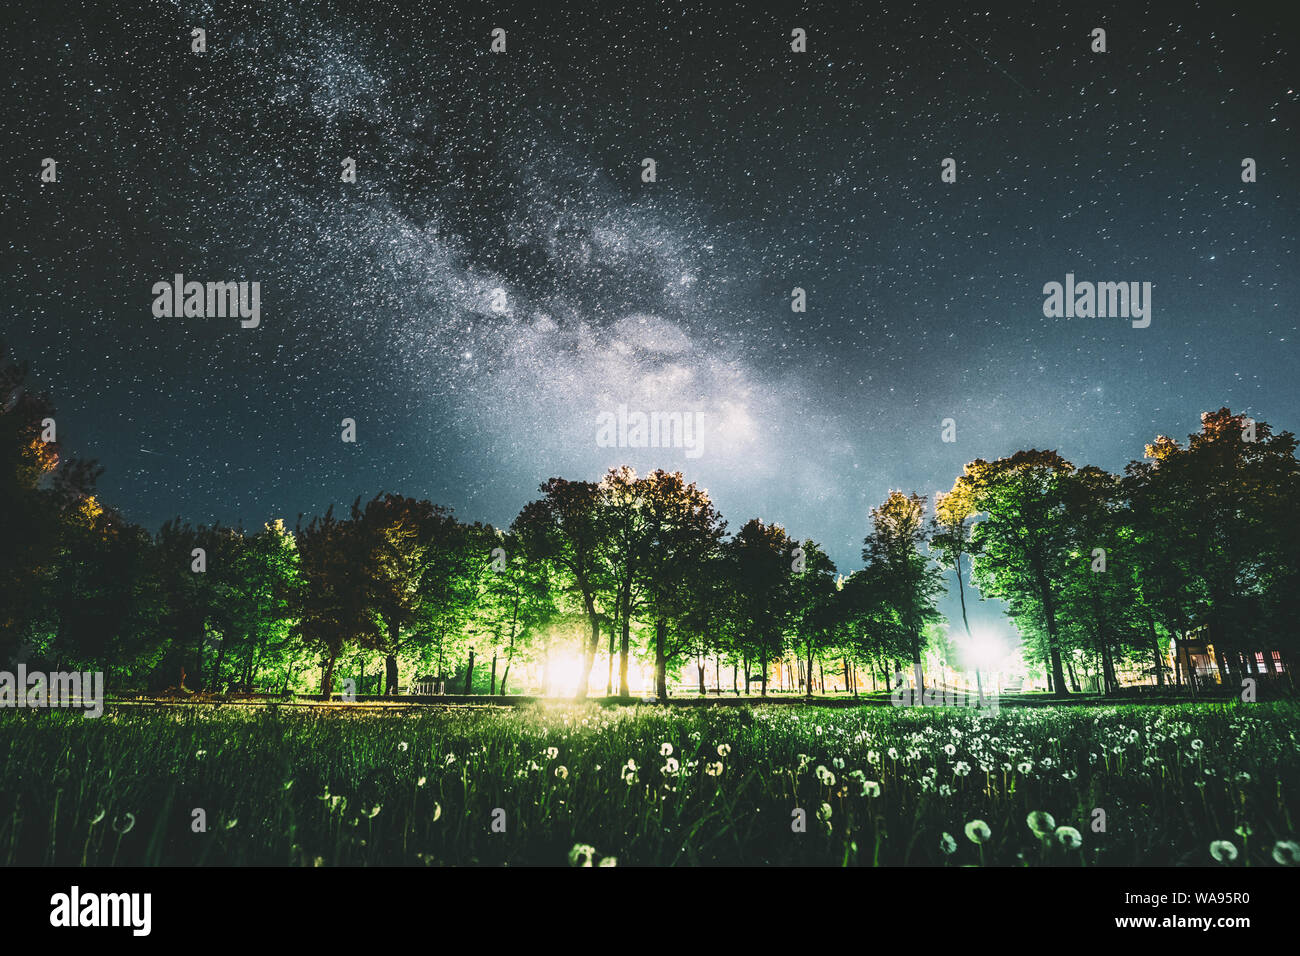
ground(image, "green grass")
xmin=0 ymin=700 xmax=1296 ymax=866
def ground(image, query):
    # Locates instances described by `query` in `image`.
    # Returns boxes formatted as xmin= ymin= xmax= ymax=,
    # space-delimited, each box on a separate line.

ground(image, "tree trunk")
xmin=619 ymin=611 xmax=631 ymax=697
xmin=1031 ymin=557 xmax=1069 ymax=697
xmin=576 ymin=611 xmax=600 ymax=700
xmin=385 ymin=654 xmax=399 ymax=696
xmin=1147 ymin=615 xmax=1165 ymax=686
xmin=321 ymin=651 xmax=338 ymax=699
xmin=1092 ymin=633 xmax=1108 ymax=694
xmin=212 ymin=637 xmax=227 ymax=691
xmin=654 ymin=620 xmax=668 ymax=699
xmin=193 ymin=620 xmax=205 ymax=691
xmin=955 ymin=551 xmax=973 ymax=637
xmin=464 ymin=649 xmax=475 ymax=695
xmin=502 ymin=624 xmax=516 ymax=695
xmin=606 ymin=619 xmax=615 ymax=696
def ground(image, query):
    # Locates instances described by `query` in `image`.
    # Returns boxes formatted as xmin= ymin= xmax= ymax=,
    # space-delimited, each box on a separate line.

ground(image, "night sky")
xmin=3 ymin=0 xmax=1297 ymax=637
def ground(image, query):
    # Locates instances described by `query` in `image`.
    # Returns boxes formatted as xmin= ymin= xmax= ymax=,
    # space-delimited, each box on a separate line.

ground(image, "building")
xmin=1172 ymin=624 xmax=1286 ymax=688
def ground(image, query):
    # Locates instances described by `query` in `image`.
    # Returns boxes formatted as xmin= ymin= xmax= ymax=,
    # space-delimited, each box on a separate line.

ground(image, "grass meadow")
xmin=1 ymin=700 xmax=1297 ymax=866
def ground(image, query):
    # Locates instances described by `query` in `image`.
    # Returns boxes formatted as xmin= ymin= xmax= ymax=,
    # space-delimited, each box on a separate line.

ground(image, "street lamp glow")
xmin=968 ymin=631 xmax=1005 ymax=672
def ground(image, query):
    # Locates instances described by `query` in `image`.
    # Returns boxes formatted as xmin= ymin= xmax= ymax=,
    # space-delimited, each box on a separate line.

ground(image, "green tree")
xmin=790 ymin=540 xmax=838 ymax=697
xmin=964 ymin=452 xmax=1078 ymax=696
xmin=598 ymin=466 xmax=652 ymax=697
xmin=0 ymin=344 xmax=101 ymax=653
xmin=634 ymin=471 xmax=727 ymax=699
xmin=931 ymin=479 xmax=982 ymax=694
xmin=513 ymin=478 xmax=609 ymax=699
xmin=352 ymin=494 xmax=459 ymax=694
xmin=862 ymin=491 xmax=945 ymax=694
xmin=724 ymin=518 xmax=798 ymax=697
xmin=295 ymin=507 xmax=381 ymax=696
xmin=1125 ymin=409 xmax=1300 ymax=681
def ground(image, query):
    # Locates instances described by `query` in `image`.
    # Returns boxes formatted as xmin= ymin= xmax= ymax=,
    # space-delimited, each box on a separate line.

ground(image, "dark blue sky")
xmin=3 ymin=0 xmax=1297 ymax=643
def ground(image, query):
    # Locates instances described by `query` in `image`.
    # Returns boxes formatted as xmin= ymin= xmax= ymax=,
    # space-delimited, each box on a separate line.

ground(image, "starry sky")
xmin=3 ymin=0 xmax=1297 ymax=638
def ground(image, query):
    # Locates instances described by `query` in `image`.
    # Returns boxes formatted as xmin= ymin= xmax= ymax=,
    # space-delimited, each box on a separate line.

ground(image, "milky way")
xmin=3 ymin=0 xmax=1297 ymax=637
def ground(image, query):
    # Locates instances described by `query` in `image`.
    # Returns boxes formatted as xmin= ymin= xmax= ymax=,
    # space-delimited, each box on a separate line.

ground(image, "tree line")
xmin=3 ymin=345 xmax=1297 ymax=698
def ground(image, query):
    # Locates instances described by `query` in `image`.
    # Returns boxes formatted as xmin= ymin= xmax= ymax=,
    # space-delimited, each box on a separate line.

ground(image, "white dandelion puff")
xmin=1027 ymin=811 xmax=1056 ymax=837
xmin=1210 ymin=840 xmax=1238 ymax=863
xmin=1055 ymin=826 xmax=1082 ymax=849
xmin=1271 ymin=840 xmax=1300 ymax=866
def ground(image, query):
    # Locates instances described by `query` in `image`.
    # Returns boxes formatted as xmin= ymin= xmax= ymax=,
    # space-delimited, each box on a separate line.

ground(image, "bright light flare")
xmin=967 ymin=631 xmax=1007 ymax=672
xmin=548 ymin=652 xmax=589 ymax=697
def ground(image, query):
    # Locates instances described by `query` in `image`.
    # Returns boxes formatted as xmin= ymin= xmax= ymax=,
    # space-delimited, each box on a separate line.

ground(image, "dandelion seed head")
xmin=1027 ymin=811 xmax=1056 ymax=837
xmin=568 ymin=843 xmax=596 ymax=867
xmin=1055 ymin=826 xmax=1082 ymax=849
xmin=1272 ymin=840 xmax=1300 ymax=866
xmin=964 ymin=819 xmax=991 ymax=844
xmin=1210 ymin=840 xmax=1238 ymax=863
